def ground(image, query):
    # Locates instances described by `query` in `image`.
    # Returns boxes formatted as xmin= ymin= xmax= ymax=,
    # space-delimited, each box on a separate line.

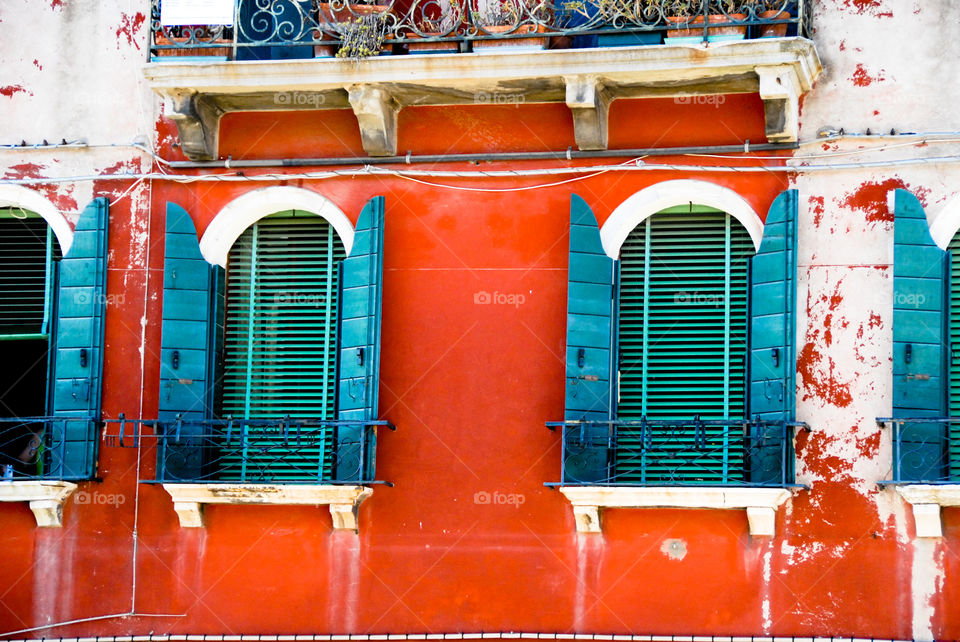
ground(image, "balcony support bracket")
xmin=348 ymin=84 xmax=399 ymax=157
xmin=565 ymin=75 xmax=611 ymax=151
xmin=162 ymin=483 xmax=374 ymax=531
xmin=560 ymin=486 xmax=793 ymax=537
xmin=756 ymin=65 xmax=801 ymax=144
xmin=893 ymin=485 xmax=960 ymax=538
xmin=164 ymin=92 xmax=224 ymax=161
xmin=0 ymin=481 xmax=78 ymax=527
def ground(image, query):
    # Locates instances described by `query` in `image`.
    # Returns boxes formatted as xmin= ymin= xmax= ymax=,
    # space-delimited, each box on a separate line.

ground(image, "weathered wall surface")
xmin=1 ymin=0 xmax=959 ymax=640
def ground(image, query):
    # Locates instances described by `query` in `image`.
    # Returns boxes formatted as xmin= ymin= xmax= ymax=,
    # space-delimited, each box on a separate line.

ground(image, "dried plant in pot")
xmin=335 ymin=11 xmax=392 ymax=58
xmin=315 ymin=0 xmax=392 ymax=57
xmin=407 ymin=0 xmax=463 ymax=53
xmin=664 ymin=0 xmax=746 ymax=39
xmin=472 ymin=0 xmax=551 ymax=50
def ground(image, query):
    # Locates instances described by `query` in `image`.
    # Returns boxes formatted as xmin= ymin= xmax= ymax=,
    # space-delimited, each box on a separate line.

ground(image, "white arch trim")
xmin=0 ymin=184 xmax=73 ymax=254
xmin=599 ymin=179 xmax=766 ymax=258
xmin=199 ymin=187 xmax=355 ymax=268
xmin=928 ymin=192 xmax=960 ymax=251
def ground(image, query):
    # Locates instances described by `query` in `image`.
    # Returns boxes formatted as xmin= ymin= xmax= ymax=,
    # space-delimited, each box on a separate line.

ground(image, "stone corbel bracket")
xmin=894 ymin=484 xmax=960 ymax=538
xmin=560 ymin=486 xmax=794 ymax=536
xmin=162 ymin=483 xmax=373 ymax=531
xmin=0 ymin=481 xmax=78 ymax=527
xmin=348 ymin=84 xmax=400 ymax=157
xmin=564 ymin=75 xmax=611 ymax=151
xmin=756 ymin=64 xmax=802 ymax=143
xmin=163 ymin=92 xmax=225 ymax=161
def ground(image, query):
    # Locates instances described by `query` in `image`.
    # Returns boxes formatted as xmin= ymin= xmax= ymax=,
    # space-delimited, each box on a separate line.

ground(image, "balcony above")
xmin=145 ymin=0 xmax=821 ymax=160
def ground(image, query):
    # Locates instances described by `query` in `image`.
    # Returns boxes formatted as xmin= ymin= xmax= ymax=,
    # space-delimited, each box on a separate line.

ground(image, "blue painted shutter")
xmin=563 ymin=195 xmax=615 ymax=483
xmin=748 ymin=189 xmax=798 ymax=484
xmin=336 ymin=196 xmax=385 ymax=481
xmin=49 ymin=197 xmax=108 ymax=479
xmin=158 ymin=203 xmax=223 ymax=481
xmin=893 ymin=189 xmax=948 ymax=481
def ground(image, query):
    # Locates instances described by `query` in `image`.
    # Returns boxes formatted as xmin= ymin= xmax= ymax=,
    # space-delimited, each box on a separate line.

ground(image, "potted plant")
xmin=756 ymin=0 xmax=790 ymax=37
xmin=315 ymin=0 xmax=393 ymax=57
xmin=472 ymin=0 xmax=551 ymax=51
xmin=407 ymin=0 xmax=463 ymax=54
xmin=335 ymin=11 xmax=393 ymax=58
xmin=665 ymin=0 xmax=746 ymax=40
xmin=154 ymin=25 xmax=232 ymax=59
xmin=591 ymin=0 xmax=662 ymax=47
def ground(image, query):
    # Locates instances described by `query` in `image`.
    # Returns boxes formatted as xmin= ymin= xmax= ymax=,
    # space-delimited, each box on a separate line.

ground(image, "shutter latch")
xmin=356 ymin=347 xmax=365 ymax=366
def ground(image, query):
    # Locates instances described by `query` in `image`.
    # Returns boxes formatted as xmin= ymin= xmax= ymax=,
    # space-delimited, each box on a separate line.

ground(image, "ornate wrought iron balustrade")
xmin=877 ymin=417 xmax=960 ymax=484
xmin=104 ymin=415 xmax=393 ymax=485
xmin=0 ymin=416 xmax=98 ymax=481
xmin=149 ymin=0 xmax=811 ymax=58
xmin=546 ymin=417 xmax=806 ymax=487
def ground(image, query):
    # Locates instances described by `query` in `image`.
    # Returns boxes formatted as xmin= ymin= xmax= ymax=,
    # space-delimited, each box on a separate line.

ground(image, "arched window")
xmin=0 ymin=199 xmax=107 ymax=481
xmin=218 ymin=211 xmax=346 ymax=481
xmin=559 ymin=190 xmax=798 ymax=488
xmin=616 ymin=206 xmax=754 ymax=483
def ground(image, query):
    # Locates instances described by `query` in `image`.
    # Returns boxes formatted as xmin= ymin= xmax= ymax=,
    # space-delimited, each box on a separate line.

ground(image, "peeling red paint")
xmin=810 ymin=196 xmax=825 ymax=228
xmin=32 ymin=59 xmax=42 ymax=70
xmin=3 ymin=163 xmax=45 ymax=179
xmin=839 ymin=178 xmax=931 ymax=225
xmin=839 ymin=0 xmax=892 ymax=17
xmin=0 ymin=85 xmax=30 ymax=98
xmin=850 ymin=64 xmax=886 ymax=87
xmin=50 ymin=0 xmax=63 ymax=9
xmin=868 ymin=312 xmax=882 ymax=329
xmin=115 ymin=12 xmax=146 ymax=51
xmin=857 ymin=432 xmax=881 ymax=458
xmin=799 ymin=281 xmax=855 ymax=408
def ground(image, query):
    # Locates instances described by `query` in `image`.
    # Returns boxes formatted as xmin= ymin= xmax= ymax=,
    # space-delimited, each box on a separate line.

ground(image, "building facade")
xmin=1 ymin=0 xmax=959 ymax=640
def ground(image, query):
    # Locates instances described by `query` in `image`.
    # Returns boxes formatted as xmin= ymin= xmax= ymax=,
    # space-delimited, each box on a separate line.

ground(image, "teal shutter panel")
xmin=893 ymin=189 xmax=947 ymax=481
xmin=49 ymin=197 xmax=108 ymax=479
xmin=336 ymin=196 xmax=385 ymax=481
xmin=158 ymin=203 xmax=223 ymax=481
xmin=563 ymin=195 xmax=615 ymax=483
xmin=220 ymin=213 xmax=344 ymax=481
xmin=748 ymin=189 xmax=798 ymax=484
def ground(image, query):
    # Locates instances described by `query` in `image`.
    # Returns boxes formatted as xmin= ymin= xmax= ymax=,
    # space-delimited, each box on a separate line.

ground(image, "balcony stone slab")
xmin=144 ymin=38 xmax=821 ymax=160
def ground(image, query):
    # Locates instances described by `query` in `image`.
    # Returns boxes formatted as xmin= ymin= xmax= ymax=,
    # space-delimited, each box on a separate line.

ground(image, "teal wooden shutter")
xmin=0 ymin=209 xmax=59 ymax=338
xmin=616 ymin=207 xmax=752 ymax=483
xmin=158 ymin=203 xmax=223 ymax=480
xmin=221 ymin=212 xmax=346 ymax=481
xmin=336 ymin=196 xmax=385 ymax=482
xmin=893 ymin=189 xmax=947 ymax=481
xmin=563 ymin=195 xmax=615 ymax=483
xmin=49 ymin=197 xmax=108 ymax=479
xmin=748 ymin=189 xmax=798 ymax=484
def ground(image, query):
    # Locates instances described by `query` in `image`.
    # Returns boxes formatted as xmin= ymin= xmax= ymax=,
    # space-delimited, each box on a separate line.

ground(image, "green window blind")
xmin=616 ymin=207 xmax=753 ymax=483
xmin=948 ymin=235 xmax=960 ymax=479
xmin=0 ymin=209 xmax=59 ymax=338
xmin=220 ymin=211 xmax=346 ymax=481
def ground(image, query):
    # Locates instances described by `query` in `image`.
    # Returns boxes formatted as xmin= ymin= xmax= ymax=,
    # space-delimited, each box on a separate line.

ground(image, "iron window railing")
xmin=877 ymin=417 xmax=960 ymax=484
xmin=104 ymin=415 xmax=394 ymax=485
xmin=0 ymin=416 xmax=99 ymax=481
xmin=149 ymin=0 xmax=811 ymax=59
xmin=546 ymin=417 xmax=806 ymax=487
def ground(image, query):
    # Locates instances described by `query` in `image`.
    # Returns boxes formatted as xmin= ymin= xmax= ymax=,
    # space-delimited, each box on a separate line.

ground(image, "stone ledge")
xmin=161 ymin=483 xmax=373 ymax=531
xmin=144 ymin=38 xmax=821 ymax=160
xmin=0 ymin=481 xmax=78 ymax=527
xmin=893 ymin=484 xmax=960 ymax=538
xmin=559 ymin=486 xmax=793 ymax=536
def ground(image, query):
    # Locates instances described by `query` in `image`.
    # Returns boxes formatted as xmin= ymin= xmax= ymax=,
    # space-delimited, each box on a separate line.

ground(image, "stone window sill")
xmin=161 ymin=483 xmax=372 ymax=531
xmin=892 ymin=484 xmax=960 ymax=537
xmin=559 ymin=486 xmax=794 ymax=536
xmin=0 ymin=481 xmax=78 ymax=527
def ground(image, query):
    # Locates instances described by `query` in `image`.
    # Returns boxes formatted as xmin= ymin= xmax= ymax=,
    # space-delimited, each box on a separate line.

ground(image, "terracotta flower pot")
xmin=154 ymin=34 xmax=232 ymax=58
xmin=473 ymin=23 xmax=548 ymax=50
xmin=407 ymin=32 xmax=461 ymax=53
xmin=758 ymin=9 xmax=789 ymax=37
xmin=665 ymin=13 xmax=746 ymax=38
